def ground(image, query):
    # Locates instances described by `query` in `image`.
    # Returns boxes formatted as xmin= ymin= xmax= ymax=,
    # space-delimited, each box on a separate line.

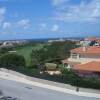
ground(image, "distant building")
xmin=0 ymin=40 xmax=28 ymax=48
xmin=84 ymin=37 xmax=100 ymax=46
xmin=48 ymin=38 xmax=65 ymax=43
xmin=84 ymin=37 xmax=97 ymax=42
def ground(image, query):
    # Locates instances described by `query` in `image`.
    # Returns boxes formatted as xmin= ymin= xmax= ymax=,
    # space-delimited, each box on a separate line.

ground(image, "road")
xmin=0 ymin=79 xmax=98 ymax=100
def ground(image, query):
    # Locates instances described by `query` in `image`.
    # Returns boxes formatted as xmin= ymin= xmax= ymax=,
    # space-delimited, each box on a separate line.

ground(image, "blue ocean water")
xmin=0 ymin=37 xmax=83 ymax=42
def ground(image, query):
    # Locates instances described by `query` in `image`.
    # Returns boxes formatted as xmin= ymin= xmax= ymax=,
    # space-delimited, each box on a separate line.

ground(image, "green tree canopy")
xmin=0 ymin=53 xmax=26 ymax=70
xmin=31 ymin=40 xmax=76 ymax=66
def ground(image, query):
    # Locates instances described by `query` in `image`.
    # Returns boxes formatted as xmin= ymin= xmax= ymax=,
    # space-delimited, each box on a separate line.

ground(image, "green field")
xmin=16 ymin=43 xmax=44 ymax=66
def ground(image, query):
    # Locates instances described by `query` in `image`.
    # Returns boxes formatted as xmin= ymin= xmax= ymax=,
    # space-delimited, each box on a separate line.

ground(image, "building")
xmin=74 ymin=61 xmax=100 ymax=78
xmin=84 ymin=37 xmax=100 ymax=46
xmin=0 ymin=40 xmax=28 ymax=48
xmin=62 ymin=46 xmax=100 ymax=78
xmin=84 ymin=37 xmax=97 ymax=42
xmin=48 ymin=38 xmax=65 ymax=43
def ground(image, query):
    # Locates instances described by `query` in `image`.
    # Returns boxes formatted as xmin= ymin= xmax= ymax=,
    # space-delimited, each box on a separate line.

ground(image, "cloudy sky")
xmin=0 ymin=0 xmax=100 ymax=40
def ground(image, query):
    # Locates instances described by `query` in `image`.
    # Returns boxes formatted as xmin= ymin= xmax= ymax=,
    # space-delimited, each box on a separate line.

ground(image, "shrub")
xmin=0 ymin=47 xmax=13 ymax=55
xmin=61 ymin=68 xmax=100 ymax=89
xmin=77 ymin=77 xmax=100 ymax=89
xmin=0 ymin=53 xmax=26 ymax=70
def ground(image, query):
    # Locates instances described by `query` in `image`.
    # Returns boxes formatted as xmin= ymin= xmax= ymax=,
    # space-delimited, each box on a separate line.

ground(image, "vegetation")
xmin=61 ymin=68 xmax=79 ymax=84
xmin=77 ymin=77 xmax=100 ymax=89
xmin=31 ymin=41 xmax=76 ymax=67
xmin=16 ymin=43 xmax=44 ymax=66
xmin=61 ymin=68 xmax=100 ymax=89
xmin=0 ymin=47 xmax=13 ymax=56
xmin=0 ymin=40 xmax=100 ymax=90
xmin=0 ymin=53 xmax=26 ymax=70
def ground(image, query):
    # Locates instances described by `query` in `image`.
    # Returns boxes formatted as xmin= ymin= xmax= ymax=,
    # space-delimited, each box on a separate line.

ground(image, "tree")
xmin=0 ymin=47 xmax=13 ymax=55
xmin=0 ymin=53 xmax=26 ymax=70
xmin=31 ymin=40 xmax=77 ymax=67
xmin=44 ymin=41 xmax=77 ymax=60
xmin=61 ymin=68 xmax=79 ymax=84
xmin=31 ymin=48 xmax=48 ymax=66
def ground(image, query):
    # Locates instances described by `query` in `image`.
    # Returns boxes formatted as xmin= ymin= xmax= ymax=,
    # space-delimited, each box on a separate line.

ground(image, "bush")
xmin=0 ymin=53 xmax=26 ymax=70
xmin=0 ymin=47 xmax=13 ymax=55
xmin=77 ymin=77 xmax=100 ymax=89
xmin=61 ymin=68 xmax=100 ymax=89
xmin=61 ymin=68 xmax=79 ymax=84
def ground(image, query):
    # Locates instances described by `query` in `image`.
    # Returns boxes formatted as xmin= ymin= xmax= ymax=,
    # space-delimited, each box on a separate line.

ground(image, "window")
xmin=71 ymin=53 xmax=77 ymax=58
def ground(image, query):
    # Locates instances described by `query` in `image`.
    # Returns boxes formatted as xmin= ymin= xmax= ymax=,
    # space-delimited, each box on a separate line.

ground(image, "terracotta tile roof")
xmin=71 ymin=46 xmax=100 ymax=54
xmin=85 ymin=37 xmax=100 ymax=43
xmin=85 ymin=37 xmax=97 ymax=41
xmin=74 ymin=61 xmax=100 ymax=72
xmin=96 ymin=38 xmax=100 ymax=43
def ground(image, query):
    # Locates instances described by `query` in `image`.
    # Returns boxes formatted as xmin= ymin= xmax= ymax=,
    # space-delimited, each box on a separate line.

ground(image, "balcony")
xmin=68 ymin=57 xmax=100 ymax=64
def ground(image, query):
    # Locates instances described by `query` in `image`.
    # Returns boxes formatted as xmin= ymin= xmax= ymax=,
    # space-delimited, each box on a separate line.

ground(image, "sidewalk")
xmin=0 ymin=68 xmax=100 ymax=98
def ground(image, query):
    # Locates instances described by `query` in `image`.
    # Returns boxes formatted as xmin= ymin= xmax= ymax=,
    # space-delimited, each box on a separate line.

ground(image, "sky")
xmin=0 ymin=0 xmax=100 ymax=40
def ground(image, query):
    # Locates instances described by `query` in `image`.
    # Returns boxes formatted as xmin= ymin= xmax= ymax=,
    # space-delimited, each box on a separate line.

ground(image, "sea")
xmin=0 ymin=37 xmax=84 ymax=42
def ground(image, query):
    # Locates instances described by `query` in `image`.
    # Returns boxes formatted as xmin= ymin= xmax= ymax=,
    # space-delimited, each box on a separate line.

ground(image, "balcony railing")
xmin=68 ymin=57 xmax=100 ymax=64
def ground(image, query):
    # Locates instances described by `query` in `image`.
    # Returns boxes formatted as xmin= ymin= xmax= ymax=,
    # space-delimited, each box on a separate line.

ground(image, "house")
xmin=74 ymin=61 xmax=100 ymax=78
xmin=62 ymin=46 xmax=100 ymax=77
xmin=84 ymin=37 xmax=100 ymax=46
xmin=95 ymin=38 xmax=100 ymax=46
xmin=84 ymin=37 xmax=97 ymax=42
xmin=79 ymin=37 xmax=95 ymax=46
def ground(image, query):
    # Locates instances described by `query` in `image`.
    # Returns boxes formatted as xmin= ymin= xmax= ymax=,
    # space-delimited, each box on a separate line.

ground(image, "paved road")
xmin=0 ymin=79 xmax=98 ymax=100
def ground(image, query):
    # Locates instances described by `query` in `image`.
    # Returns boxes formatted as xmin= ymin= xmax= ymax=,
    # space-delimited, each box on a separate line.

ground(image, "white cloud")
xmin=51 ymin=24 xmax=59 ymax=32
xmin=52 ymin=0 xmax=100 ymax=22
xmin=39 ymin=23 xmax=47 ymax=30
xmin=52 ymin=0 xmax=69 ymax=6
xmin=0 ymin=7 xmax=5 ymax=15
xmin=2 ymin=22 xmax=11 ymax=29
xmin=17 ymin=19 xmax=31 ymax=29
xmin=0 ymin=7 xmax=6 ymax=25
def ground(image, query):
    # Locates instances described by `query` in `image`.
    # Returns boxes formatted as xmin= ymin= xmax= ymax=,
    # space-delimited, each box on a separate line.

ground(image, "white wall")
xmin=68 ymin=57 xmax=100 ymax=64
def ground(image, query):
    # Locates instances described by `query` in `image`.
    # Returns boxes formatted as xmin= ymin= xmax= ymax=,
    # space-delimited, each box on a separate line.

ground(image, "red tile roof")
xmin=85 ymin=37 xmax=97 ymax=41
xmin=71 ymin=46 xmax=100 ymax=54
xmin=84 ymin=37 xmax=100 ymax=43
xmin=96 ymin=38 xmax=100 ymax=43
xmin=74 ymin=61 xmax=100 ymax=72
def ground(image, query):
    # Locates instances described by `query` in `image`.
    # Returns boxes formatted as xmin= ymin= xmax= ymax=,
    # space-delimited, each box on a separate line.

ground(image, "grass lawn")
xmin=16 ymin=43 xmax=44 ymax=66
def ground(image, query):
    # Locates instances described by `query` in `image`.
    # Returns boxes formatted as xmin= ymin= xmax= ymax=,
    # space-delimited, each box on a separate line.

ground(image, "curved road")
xmin=0 ymin=79 xmax=98 ymax=100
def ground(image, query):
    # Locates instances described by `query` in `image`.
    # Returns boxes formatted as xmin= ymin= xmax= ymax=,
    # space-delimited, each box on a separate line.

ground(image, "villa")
xmin=80 ymin=37 xmax=100 ymax=46
xmin=74 ymin=61 xmax=100 ymax=78
xmin=62 ymin=46 xmax=100 ymax=78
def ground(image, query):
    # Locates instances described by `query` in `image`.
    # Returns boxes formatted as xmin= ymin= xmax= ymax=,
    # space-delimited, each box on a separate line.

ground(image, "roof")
xmin=96 ymin=38 xmax=100 ymax=43
xmin=62 ymin=59 xmax=80 ymax=65
xmin=85 ymin=37 xmax=97 ymax=41
xmin=84 ymin=37 xmax=100 ymax=43
xmin=71 ymin=46 xmax=100 ymax=54
xmin=73 ymin=61 xmax=100 ymax=72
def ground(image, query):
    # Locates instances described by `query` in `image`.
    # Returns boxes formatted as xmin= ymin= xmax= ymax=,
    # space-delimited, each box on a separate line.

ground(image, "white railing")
xmin=68 ymin=57 xmax=100 ymax=64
